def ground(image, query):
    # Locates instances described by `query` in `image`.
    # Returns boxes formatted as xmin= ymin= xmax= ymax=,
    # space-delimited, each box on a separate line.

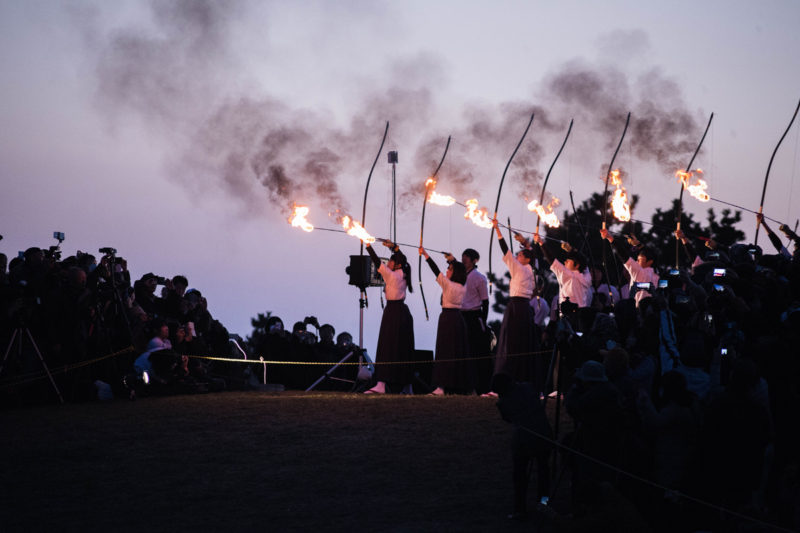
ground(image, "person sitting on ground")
xmin=133 ymin=318 xmax=177 ymax=387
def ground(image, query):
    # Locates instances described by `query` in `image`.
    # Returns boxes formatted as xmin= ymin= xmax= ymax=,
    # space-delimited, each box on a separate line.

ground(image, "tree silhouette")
xmin=489 ymin=193 xmax=745 ymax=316
xmin=246 ymin=311 xmax=273 ymax=354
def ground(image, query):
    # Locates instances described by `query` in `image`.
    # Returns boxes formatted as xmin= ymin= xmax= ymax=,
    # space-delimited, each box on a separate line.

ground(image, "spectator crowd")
xmin=2 ymin=215 xmax=800 ymax=530
xmin=0 ymin=243 xmax=361 ymax=404
xmin=487 ymin=217 xmax=800 ymax=531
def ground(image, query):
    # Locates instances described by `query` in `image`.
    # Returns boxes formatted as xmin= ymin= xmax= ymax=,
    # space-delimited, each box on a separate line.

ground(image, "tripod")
xmin=306 ymin=287 xmax=376 ymax=392
xmin=1 ymin=326 xmax=64 ymax=404
xmin=307 ymin=350 xmax=356 ymax=392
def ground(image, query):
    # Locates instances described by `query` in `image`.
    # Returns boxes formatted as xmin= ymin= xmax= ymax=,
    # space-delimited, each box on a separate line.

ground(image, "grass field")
xmin=1 ymin=391 xmax=571 ymax=532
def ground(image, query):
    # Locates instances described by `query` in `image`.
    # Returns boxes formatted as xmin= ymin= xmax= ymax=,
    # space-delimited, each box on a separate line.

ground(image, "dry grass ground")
xmin=0 ymin=391 xmax=571 ymax=532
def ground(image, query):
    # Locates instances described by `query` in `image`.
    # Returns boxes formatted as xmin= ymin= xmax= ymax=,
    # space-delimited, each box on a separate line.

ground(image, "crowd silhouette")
xmin=2 ymin=215 xmax=800 ymax=530
xmin=0 ymin=244 xmax=363 ymax=404
xmin=482 ymin=216 xmax=800 ymax=531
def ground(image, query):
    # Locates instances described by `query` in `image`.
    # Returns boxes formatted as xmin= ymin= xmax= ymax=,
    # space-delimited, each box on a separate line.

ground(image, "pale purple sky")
xmin=1 ymin=0 xmax=799 ymax=353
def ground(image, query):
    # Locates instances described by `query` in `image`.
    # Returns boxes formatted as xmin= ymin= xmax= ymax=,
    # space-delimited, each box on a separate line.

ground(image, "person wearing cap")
xmin=134 ymin=272 xmax=163 ymax=316
xmin=491 ymin=217 xmax=537 ymax=387
xmin=363 ymin=239 xmax=415 ymax=394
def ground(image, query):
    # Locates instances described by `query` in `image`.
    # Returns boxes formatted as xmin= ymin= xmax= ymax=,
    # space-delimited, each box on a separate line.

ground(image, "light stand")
xmin=306 ymin=350 xmax=355 ymax=391
xmin=388 ymin=151 xmax=398 ymax=243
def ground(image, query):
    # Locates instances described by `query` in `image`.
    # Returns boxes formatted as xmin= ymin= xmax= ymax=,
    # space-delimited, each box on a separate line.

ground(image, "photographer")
xmin=286 ymin=316 xmax=319 ymax=389
xmin=163 ymin=275 xmax=189 ymax=321
xmin=134 ymin=272 xmax=165 ymax=317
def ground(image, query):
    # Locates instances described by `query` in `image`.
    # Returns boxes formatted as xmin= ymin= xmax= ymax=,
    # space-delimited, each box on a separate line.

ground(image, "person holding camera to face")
xmin=134 ymin=272 xmax=166 ymax=317
xmin=363 ymin=239 xmax=415 ymax=394
xmin=600 ymin=229 xmax=659 ymax=306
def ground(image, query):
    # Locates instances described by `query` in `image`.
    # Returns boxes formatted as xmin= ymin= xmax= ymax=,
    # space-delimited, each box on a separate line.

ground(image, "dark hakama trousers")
xmin=432 ymin=308 xmax=472 ymax=392
xmin=494 ymin=296 xmax=535 ymax=383
xmin=462 ymin=309 xmax=492 ymax=394
xmin=374 ymin=300 xmax=415 ymax=385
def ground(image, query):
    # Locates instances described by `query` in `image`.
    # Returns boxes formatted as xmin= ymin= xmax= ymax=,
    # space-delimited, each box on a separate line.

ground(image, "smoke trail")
xmin=83 ymin=2 xmax=707 ymax=221
xmin=541 ymin=61 xmax=701 ymax=172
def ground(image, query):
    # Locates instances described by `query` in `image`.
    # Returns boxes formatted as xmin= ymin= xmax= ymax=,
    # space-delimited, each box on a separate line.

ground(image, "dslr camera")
xmin=44 ymin=245 xmax=62 ymax=261
xmin=99 ymin=247 xmax=117 ymax=256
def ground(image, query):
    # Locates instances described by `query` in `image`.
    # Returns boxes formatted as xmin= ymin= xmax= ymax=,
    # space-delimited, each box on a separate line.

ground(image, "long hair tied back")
xmin=391 ymin=251 xmax=413 ymax=293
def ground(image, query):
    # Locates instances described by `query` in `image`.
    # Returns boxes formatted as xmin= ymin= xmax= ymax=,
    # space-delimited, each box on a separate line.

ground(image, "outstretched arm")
xmin=600 ymin=228 xmax=635 ymax=260
xmin=493 ymin=217 xmax=510 ymax=256
xmin=419 ymin=247 xmax=441 ymax=277
xmin=533 ymin=233 xmax=554 ymax=265
xmin=365 ymin=243 xmax=381 ymax=268
xmin=675 ymin=229 xmax=697 ymax=264
xmin=758 ymin=213 xmax=790 ymax=257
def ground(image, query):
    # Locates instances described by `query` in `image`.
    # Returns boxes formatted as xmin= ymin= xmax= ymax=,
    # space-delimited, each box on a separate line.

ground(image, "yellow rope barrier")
xmin=0 ymin=346 xmax=550 ymax=388
xmin=188 ymin=349 xmax=551 ymax=366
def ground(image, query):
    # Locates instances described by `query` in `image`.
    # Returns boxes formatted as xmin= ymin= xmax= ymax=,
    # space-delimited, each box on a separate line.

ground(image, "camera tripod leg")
xmin=0 ymin=329 xmax=21 ymax=376
xmin=306 ymin=350 xmax=355 ymax=392
xmin=23 ymin=328 xmax=64 ymax=404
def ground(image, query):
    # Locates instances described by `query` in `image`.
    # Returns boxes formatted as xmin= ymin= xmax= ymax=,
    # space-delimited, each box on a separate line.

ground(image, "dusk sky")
xmin=2 ymin=0 xmax=799 ymax=354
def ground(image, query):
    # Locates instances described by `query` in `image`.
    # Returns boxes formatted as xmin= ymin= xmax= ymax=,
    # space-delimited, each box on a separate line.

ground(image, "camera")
xmin=713 ymin=268 xmax=726 ymax=277
xmin=155 ymin=276 xmax=169 ymax=285
xmin=44 ymin=245 xmax=62 ymax=261
xmin=713 ymin=284 xmax=725 ymax=292
xmin=669 ymin=268 xmax=680 ymax=277
xmin=658 ymin=279 xmax=669 ymax=289
xmin=635 ymin=282 xmax=652 ymax=292
xmin=53 ymin=231 xmax=65 ymax=242
xmin=99 ymin=247 xmax=117 ymax=255
xmin=560 ymin=298 xmax=578 ymax=316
